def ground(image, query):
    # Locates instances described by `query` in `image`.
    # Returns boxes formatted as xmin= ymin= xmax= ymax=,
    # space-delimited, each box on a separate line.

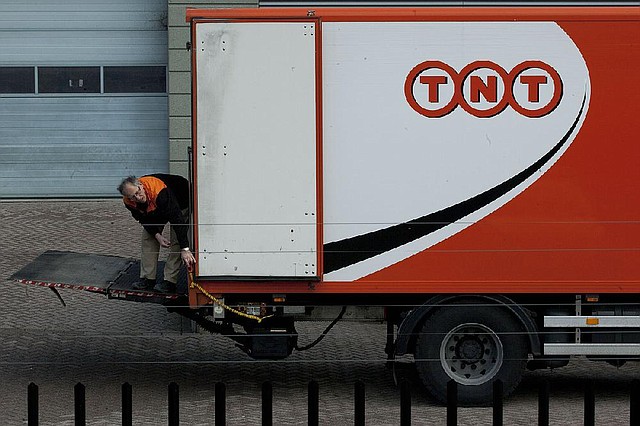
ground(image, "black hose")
xmin=295 ymin=306 xmax=347 ymax=351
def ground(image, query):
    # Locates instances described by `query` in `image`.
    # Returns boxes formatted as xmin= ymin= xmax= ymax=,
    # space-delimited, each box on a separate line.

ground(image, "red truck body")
xmin=185 ymin=6 xmax=640 ymax=405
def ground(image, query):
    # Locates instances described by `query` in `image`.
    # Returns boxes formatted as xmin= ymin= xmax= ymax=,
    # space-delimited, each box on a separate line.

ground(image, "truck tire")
xmin=414 ymin=303 xmax=528 ymax=406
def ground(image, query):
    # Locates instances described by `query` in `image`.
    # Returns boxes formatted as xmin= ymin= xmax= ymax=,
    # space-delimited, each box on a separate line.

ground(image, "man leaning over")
xmin=118 ymin=174 xmax=196 ymax=293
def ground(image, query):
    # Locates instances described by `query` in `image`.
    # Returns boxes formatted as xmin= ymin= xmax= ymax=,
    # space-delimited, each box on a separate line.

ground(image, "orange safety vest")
xmin=123 ymin=176 xmax=167 ymax=213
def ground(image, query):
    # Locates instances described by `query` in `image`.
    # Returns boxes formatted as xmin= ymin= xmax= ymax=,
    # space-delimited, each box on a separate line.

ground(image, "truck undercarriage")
xmin=13 ymin=250 xmax=640 ymax=405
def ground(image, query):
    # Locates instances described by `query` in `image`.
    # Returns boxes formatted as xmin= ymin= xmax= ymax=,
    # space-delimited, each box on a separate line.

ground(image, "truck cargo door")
xmin=193 ymin=20 xmax=319 ymax=279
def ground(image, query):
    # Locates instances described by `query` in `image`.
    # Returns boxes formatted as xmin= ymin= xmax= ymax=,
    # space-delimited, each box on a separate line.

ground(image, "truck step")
xmin=544 ymin=343 xmax=640 ymax=356
xmin=544 ymin=316 xmax=640 ymax=328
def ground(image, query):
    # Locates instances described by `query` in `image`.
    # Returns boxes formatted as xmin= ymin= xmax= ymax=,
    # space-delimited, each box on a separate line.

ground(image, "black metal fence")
xmin=26 ymin=379 xmax=640 ymax=425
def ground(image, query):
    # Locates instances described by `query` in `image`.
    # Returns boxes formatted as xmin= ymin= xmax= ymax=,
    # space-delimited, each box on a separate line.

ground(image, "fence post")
xmin=538 ymin=380 xmax=550 ymax=426
xmin=493 ymin=379 xmax=503 ymax=426
xmin=386 ymin=320 xmax=395 ymax=361
xmin=262 ymin=381 xmax=273 ymax=426
xmin=74 ymin=382 xmax=86 ymax=426
xmin=28 ymin=382 xmax=38 ymax=426
xmin=400 ymin=379 xmax=411 ymax=426
xmin=631 ymin=379 xmax=640 ymax=425
xmin=308 ymin=380 xmax=319 ymax=426
xmin=584 ymin=380 xmax=595 ymax=426
xmin=447 ymin=380 xmax=457 ymax=426
xmin=122 ymin=382 xmax=132 ymax=426
xmin=354 ymin=380 xmax=365 ymax=426
xmin=168 ymin=382 xmax=179 ymax=426
xmin=215 ymin=382 xmax=226 ymax=426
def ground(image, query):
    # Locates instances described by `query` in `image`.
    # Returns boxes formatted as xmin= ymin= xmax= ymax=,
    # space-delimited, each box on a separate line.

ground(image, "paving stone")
xmin=0 ymin=200 xmax=638 ymax=424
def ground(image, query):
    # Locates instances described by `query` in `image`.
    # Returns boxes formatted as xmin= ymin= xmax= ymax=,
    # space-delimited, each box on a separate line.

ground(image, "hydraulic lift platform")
xmin=10 ymin=250 xmax=188 ymax=305
xmin=9 ymin=250 xmax=339 ymax=359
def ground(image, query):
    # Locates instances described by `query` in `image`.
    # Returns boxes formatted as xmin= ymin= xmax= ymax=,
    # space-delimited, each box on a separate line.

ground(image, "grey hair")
xmin=117 ymin=176 xmax=140 ymax=195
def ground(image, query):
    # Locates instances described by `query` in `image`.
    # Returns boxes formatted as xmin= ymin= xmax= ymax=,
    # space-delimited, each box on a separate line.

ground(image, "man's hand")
xmin=181 ymin=248 xmax=196 ymax=270
xmin=155 ymin=233 xmax=171 ymax=248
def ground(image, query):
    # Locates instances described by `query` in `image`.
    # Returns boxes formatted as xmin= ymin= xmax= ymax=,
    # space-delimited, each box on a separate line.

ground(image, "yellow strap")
xmin=189 ymin=272 xmax=273 ymax=323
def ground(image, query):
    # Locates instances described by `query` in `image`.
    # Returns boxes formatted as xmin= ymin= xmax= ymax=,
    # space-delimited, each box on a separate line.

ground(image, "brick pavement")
xmin=0 ymin=200 xmax=639 ymax=425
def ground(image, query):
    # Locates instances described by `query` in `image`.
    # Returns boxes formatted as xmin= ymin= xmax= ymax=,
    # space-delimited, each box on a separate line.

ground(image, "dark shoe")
xmin=153 ymin=280 xmax=177 ymax=293
xmin=132 ymin=278 xmax=155 ymax=291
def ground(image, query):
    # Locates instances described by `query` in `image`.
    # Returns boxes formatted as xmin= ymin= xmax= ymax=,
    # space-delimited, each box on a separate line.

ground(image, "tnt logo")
xmin=405 ymin=60 xmax=563 ymax=118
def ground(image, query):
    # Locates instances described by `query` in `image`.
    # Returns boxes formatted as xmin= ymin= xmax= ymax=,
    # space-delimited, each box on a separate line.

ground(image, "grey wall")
xmin=0 ymin=0 xmax=169 ymax=198
xmin=167 ymin=0 xmax=257 ymax=177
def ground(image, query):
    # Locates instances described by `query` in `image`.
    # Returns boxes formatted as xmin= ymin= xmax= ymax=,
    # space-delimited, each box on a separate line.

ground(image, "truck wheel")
xmin=414 ymin=304 xmax=528 ymax=406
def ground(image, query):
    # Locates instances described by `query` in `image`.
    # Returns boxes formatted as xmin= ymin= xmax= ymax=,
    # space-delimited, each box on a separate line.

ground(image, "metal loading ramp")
xmin=10 ymin=250 xmax=188 ymax=304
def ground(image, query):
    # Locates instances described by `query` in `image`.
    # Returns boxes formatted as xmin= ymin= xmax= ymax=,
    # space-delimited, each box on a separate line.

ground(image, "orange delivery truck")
xmin=182 ymin=3 xmax=640 ymax=405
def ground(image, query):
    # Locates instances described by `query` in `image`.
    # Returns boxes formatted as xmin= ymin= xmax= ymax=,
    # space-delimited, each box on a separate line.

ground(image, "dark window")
xmin=38 ymin=67 xmax=100 ymax=93
xmin=0 ymin=67 xmax=35 ymax=94
xmin=104 ymin=66 xmax=166 ymax=93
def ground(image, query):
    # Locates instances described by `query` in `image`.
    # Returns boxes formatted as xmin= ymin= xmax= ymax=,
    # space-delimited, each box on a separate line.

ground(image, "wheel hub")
xmin=456 ymin=336 xmax=484 ymax=361
xmin=440 ymin=323 xmax=504 ymax=385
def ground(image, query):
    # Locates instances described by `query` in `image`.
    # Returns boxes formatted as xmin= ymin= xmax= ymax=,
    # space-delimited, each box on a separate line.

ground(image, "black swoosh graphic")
xmin=323 ymin=95 xmax=587 ymax=274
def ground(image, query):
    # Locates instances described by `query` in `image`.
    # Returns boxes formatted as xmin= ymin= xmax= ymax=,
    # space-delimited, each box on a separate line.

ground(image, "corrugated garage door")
xmin=0 ymin=0 xmax=168 ymax=198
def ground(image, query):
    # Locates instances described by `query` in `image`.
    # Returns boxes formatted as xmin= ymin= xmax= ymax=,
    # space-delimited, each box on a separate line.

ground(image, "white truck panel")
xmin=195 ymin=22 xmax=317 ymax=277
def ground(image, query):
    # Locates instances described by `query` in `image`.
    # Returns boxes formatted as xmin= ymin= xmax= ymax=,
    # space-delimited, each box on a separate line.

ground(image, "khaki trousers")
xmin=140 ymin=209 xmax=189 ymax=284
